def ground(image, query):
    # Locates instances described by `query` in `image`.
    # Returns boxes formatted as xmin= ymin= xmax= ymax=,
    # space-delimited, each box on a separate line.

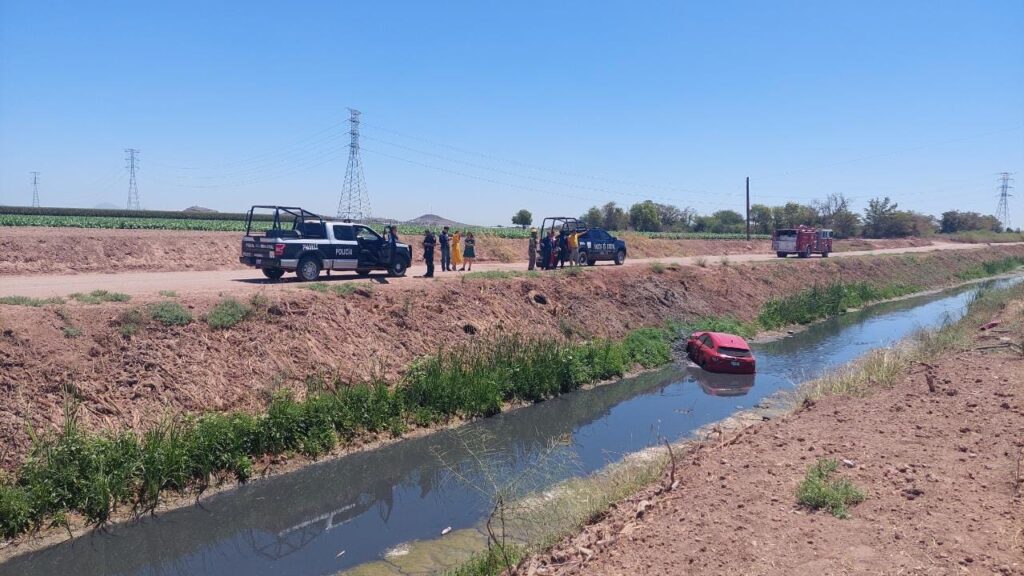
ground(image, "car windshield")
xmin=718 ymin=347 xmax=752 ymax=358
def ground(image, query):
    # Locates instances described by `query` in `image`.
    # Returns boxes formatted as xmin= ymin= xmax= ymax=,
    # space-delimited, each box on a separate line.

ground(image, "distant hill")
xmin=406 ymin=213 xmax=470 ymax=228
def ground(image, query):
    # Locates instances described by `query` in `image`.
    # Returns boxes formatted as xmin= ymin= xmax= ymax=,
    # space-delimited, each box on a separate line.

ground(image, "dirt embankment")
xmin=0 ymin=246 xmax=1020 ymax=471
xmin=0 ymin=227 xmax=929 ymax=276
xmin=530 ymin=296 xmax=1024 ymax=575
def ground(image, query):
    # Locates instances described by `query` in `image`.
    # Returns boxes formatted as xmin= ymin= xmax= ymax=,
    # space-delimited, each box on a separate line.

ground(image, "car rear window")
xmin=718 ymin=347 xmax=752 ymax=357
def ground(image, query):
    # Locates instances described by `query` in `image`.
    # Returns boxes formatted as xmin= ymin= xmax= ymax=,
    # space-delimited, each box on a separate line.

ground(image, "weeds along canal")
xmin=3 ymin=275 xmax=1021 ymax=576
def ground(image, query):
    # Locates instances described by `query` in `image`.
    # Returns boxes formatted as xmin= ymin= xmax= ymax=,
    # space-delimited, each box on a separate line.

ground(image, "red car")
xmin=686 ymin=331 xmax=756 ymax=374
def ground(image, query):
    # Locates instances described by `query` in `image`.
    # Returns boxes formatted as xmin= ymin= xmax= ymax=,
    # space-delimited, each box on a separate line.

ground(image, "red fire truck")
xmin=772 ymin=226 xmax=833 ymax=258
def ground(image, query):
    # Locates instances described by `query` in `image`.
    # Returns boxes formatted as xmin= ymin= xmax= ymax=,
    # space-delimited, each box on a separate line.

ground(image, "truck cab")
xmin=772 ymin=226 xmax=832 ymax=258
xmin=239 ymin=206 xmax=411 ymax=280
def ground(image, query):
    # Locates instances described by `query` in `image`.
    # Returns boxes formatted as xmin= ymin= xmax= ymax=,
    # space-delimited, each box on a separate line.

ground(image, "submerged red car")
xmin=686 ymin=331 xmax=756 ymax=374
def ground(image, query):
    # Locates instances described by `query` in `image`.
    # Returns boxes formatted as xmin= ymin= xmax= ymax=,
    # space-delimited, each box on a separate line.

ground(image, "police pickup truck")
xmin=539 ymin=217 xmax=628 ymax=266
xmin=239 ymin=206 xmax=412 ymax=281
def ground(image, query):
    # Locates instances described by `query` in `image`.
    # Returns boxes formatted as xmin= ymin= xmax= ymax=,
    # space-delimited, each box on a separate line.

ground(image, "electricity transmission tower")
xmin=336 ymin=109 xmax=371 ymax=221
xmin=125 ymin=148 xmax=141 ymax=210
xmin=996 ymin=172 xmax=1013 ymax=231
xmin=30 ymin=172 xmax=40 ymax=207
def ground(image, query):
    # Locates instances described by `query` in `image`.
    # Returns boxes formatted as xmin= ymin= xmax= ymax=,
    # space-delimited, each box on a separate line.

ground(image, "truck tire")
xmin=356 ymin=269 xmax=371 ymax=276
xmin=296 ymin=256 xmax=321 ymax=281
xmin=798 ymin=247 xmax=811 ymax=258
xmin=388 ymin=259 xmax=408 ymax=277
xmin=262 ymin=267 xmax=285 ymax=280
xmin=577 ymin=251 xmax=588 ymax=266
xmin=776 ymin=252 xmax=787 ymax=258
xmin=821 ymin=250 xmax=830 ymax=258
xmin=614 ymin=250 xmax=626 ymax=265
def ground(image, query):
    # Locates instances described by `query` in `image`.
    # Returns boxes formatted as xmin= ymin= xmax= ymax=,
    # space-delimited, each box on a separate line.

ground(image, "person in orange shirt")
xmin=451 ymin=230 xmax=464 ymax=270
xmin=568 ymin=230 xmax=580 ymax=267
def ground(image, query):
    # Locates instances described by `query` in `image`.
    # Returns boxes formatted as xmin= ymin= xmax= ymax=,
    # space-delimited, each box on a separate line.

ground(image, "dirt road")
xmin=0 ymin=242 xmax=1012 ymax=298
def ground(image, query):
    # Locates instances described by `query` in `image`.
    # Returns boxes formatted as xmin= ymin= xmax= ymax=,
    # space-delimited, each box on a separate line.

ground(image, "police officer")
xmin=540 ymin=230 xmax=553 ymax=270
xmin=439 ymin=226 xmax=451 ymax=271
xmin=386 ymin=225 xmax=399 ymax=264
xmin=528 ymin=228 xmax=538 ymax=271
xmin=421 ymin=229 xmax=436 ymax=277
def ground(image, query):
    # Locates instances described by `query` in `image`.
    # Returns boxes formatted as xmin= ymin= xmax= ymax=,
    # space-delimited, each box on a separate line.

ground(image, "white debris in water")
xmin=385 ymin=544 xmax=411 ymax=558
xmin=336 ymin=550 xmax=346 ymax=558
xmin=441 ymin=526 xmax=452 ymax=536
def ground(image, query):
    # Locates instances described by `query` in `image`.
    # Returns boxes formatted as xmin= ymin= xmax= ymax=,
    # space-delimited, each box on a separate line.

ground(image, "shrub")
xmin=70 ymin=290 xmax=131 ymax=304
xmin=758 ymin=281 xmax=919 ymax=330
xmin=694 ymin=256 xmax=708 ymax=268
xmin=148 ymin=302 xmax=192 ymax=326
xmin=0 ymin=484 xmax=32 ymax=538
xmin=0 ymin=295 xmax=64 ymax=307
xmin=62 ymin=326 xmax=82 ymax=338
xmin=206 ymin=298 xmax=252 ymax=329
xmin=158 ymin=290 xmax=178 ymax=298
xmin=796 ymin=459 xmax=865 ymax=519
xmin=622 ymin=327 xmax=672 ymax=368
xmin=650 ymin=262 xmax=666 ymax=274
xmin=117 ymin=308 xmax=146 ymax=336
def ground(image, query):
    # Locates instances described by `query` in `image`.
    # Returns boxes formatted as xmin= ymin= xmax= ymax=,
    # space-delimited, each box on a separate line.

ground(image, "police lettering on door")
xmin=335 ymin=247 xmax=354 ymax=256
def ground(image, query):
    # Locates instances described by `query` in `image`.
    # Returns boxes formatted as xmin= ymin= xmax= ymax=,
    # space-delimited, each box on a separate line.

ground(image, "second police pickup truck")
xmin=239 ymin=206 xmax=412 ymax=281
xmin=539 ymin=216 xmax=628 ymax=266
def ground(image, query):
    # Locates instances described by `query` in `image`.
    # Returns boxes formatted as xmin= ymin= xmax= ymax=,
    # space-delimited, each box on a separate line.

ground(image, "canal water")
xmin=3 ymin=277 xmax=1018 ymax=576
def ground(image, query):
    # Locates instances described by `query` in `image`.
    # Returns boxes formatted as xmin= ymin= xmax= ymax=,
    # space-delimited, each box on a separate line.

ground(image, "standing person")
xmin=439 ymin=226 xmax=452 ymax=272
xmin=420 ymin=229 xmax=436 ymax=277
xmin=568 ymin=229 xmax=580 ymax=267
xmin=451 ymin=230 xmax=464 ymax=271
xmin=527 ymin=229 xmax=538 ymax=270
xmin=557 ymin=230 xmax=569 ymax=269
xmin=539 ymin=230 xmax=553 ymax=270
xmin=461 ymin=232 xmax=476 ymax=271
xmin=386 ymin=225 xmax=399 ymax=264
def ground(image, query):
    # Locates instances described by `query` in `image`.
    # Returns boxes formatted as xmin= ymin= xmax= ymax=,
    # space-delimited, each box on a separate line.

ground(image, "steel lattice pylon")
xmin=336 ymin=109 xmax=371 ymax=221
xmin=125 ymin=148 xmax=141 ymax=211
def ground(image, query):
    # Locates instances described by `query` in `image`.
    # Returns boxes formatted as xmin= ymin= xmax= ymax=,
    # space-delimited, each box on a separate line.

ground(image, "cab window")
xmin=355 ymin=226 xmax=381 ymax=241
xmin=333 ymin=225 xmax=355 ymax=241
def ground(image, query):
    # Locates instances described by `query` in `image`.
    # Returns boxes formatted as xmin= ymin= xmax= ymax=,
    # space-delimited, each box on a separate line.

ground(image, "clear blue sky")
xmin=1 ymin=0 xmax=1022 ymax=226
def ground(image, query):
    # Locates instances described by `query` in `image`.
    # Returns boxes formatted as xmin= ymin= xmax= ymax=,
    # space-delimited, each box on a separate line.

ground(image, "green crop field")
xmin=0 ymin=207 xmax=765 ymax=240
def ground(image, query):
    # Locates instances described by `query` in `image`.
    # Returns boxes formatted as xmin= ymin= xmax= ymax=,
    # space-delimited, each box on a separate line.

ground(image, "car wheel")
xmin=262 ymin=267 xmax=285 ymax=280
xmin=296 ymin=257 xmax=321 ymax=281
xmin=388 ymin=259 xmax=408 ymax=277
xmin=356 ymin=268 xmax=371 ymax=276
xmin=614 ymin=250 xmax=626 ymax=265
xmin=776 ymin=251 xmax=787 ymax=258
xmin=577 ymin=251 xmax=588 ymax=266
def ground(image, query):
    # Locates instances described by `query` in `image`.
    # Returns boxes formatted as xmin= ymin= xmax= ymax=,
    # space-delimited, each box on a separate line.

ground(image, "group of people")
xmin=419 ymin=226 xmax=476 ymax=278
xmin=529 ymin=228 xmax=581 ymax=270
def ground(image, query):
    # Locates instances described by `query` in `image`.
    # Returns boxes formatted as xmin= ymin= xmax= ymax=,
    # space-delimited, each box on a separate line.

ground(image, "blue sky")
xmin=1 ymin=0 xmax=1022 ymax=226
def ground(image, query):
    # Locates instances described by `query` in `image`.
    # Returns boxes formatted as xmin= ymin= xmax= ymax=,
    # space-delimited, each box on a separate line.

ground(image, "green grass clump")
xmin=62 ymin=326 xmax=82 ymax=338
xmin=758 ymin=281 xmax=919 ymax=330
xmin=158 ymin=290 xmax=178 ymax=298
xmin=681 ymin=316 xmax=758 ymax=339
xmin=0 ymin=295 xmax=64 ymax=307
xmin=444 ymin=544 xmax=524 ymax=576
xmin=148 ymin=302 xmax=192 ymax=326
xmin=206 ymin=298 xmax=252 ymax=329
xmin=621 ymin=327 xmax=672 ymax=368
xmin=461 ymin=270 xmax=541 ymax=281
xmin=649 ymin=262 xmax=666 ymax=274
xmin=694 ymin=256 xmax=708 ymax=268
xmin=303 ymin=282 xmax=370 ymax=296
xmin=796 ymin=459 xmax=865 ymax=519
xmin=117 ymin=309 xmax=146 ymax=336
xmin=956 ymin=256 xmax=1024 ymax=281
xmin=69 ymin=290 xmax=131 ymax=304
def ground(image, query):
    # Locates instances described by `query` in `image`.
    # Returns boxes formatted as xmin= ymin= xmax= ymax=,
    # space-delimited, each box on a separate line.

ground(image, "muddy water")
xmin=4 ymin=277 xmax=1019 ymax=576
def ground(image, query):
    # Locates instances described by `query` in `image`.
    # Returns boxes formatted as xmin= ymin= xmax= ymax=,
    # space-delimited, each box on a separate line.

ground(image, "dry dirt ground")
xmin=0 ymin=226 xmax=930 ymax=276
xmin=0 ymin=246 xmax=1021 ymax=473
xmin=530 ymin=302 xmax=1024 ymax=575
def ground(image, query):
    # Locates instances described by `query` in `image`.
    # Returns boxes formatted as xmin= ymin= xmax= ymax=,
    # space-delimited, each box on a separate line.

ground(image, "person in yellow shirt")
xmin=451 ymin=230 xmax=464 ymax=270
xmin=568 ymin=230 xmax=580 ymax=267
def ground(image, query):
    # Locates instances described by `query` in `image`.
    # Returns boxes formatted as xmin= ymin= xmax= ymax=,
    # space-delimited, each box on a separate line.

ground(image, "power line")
xmin=997 ymin=172 xmax=1014 ymax=230
xmin=337 ymin=109 xmax=371 ymax=220
xmin=125 ymin=148 xmax=141 ymax=210
xmin=30 ymin=172 xmax=40 ymax=207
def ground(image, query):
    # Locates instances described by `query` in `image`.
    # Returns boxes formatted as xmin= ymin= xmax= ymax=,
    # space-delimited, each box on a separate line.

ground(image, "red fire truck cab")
xmin=772 ymin=226 xmax=833 ymax=258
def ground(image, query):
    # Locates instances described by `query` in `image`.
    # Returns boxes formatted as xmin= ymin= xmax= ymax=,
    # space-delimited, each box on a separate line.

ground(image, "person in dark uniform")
xmin=557 ymin=229 xmax=569 ymax=269
xmin=386 ymin=225 xmax=399 ymax=264
xmin=420 ymin=229 xmax=436 ymax=277
xmin=539 ymin=230 xmax=553 ymax=270
xmin=439 ymin=226 xmax=451 ymax=272
xmin=527 ymin=229 xmax=538 ymax=271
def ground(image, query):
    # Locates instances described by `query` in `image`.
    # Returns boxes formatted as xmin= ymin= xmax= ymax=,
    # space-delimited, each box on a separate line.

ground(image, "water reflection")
xmin=692 ymin=370 xmax=756 ymax=397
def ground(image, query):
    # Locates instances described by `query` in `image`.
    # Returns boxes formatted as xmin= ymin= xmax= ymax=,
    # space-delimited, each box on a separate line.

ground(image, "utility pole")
xmin=125 ymin=148 xmax=141 ymax=210
xmin=30 ymin=172 xmax=40 ymax=208
xmin=996 ymin=172 xmax=1013 ymax=231
xmin=745 ymin=176 xmax=750 ymax=241
xmin=336 ymin=109 xmax=371 ymax=221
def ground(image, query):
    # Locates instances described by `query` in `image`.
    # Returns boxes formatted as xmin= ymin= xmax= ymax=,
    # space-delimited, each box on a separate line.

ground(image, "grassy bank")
xmin=0 ymin=328 xmax=674 ymax=539
xmin=757 ymin=281 xmax=921 ymax=330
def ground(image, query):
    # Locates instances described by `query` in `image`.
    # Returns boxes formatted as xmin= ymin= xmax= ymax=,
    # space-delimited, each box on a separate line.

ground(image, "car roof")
xmin=703 ymin=332 xmax=751 ymax=349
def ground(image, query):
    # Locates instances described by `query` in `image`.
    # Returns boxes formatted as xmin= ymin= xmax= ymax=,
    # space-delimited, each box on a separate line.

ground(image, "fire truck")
xmin=772 ymin=226 xmax=833 ymax=258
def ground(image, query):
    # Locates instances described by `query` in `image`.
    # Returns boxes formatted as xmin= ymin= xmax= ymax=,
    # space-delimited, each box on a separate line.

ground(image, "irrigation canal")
xmin=4 ymin=276 xmax=1019 ymax=576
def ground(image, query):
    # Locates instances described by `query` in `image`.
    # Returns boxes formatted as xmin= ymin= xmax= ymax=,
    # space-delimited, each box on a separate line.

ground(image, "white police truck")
xmin=239 ymin=206 xmax=411 ymax=281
